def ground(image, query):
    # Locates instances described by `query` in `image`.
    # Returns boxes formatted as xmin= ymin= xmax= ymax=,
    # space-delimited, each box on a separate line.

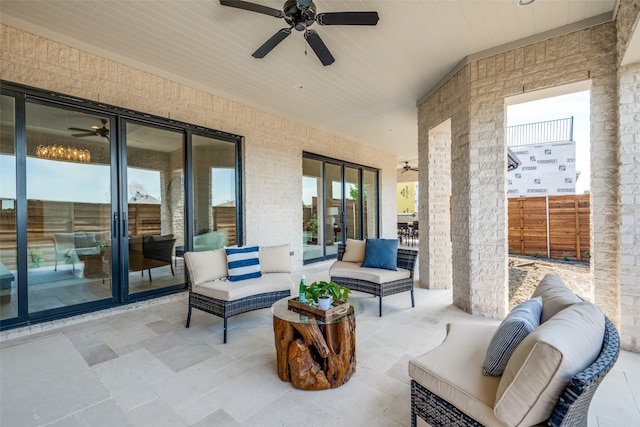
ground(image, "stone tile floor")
xmin=1 ymin=261 xmax=638 ymax=426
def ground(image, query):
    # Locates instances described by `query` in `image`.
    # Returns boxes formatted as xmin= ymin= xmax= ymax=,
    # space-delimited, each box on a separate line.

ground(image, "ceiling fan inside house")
xmin=401 ymin=161 xmax=418 ymax=173
xmin=219 ymin=0 xmax=379 ymax=66
xmin=68 ymin=118 xmax=109 ymax=138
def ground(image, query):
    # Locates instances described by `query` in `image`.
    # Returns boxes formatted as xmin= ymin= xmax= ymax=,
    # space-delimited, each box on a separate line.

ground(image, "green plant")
xmin=562 ymin=252 xmax=571 ymax=261
xmin=307 ymin=215 xmax=318 ymax=234
xmin=30 ymin=250 xmax=44 ymax=268
xmin=534 ymin=251 xmax=541 ymax=258
xmin=584 ymin=251 xmax=591 ymax=260
xmin=303 ymin=280 xmax=351 ymax=304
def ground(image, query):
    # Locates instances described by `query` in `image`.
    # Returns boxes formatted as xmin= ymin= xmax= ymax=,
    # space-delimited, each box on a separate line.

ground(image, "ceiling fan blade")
xmin=304 ymin=30 xmax=335 ymax=66
xmin=72 ymin=132 xmax=98 ymax=137
xmin=68 ymin=127 xmax=94 ymax=133
xmin=317 ymin=11 xmax=379 ymax=26
xmin=253 ymin=28 xmax=292 ymax=58
xmin=219 ymin=0 xmax=283 ymax=18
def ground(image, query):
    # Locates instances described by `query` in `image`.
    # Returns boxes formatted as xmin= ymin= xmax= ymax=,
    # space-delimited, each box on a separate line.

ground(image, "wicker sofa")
xmin=184 ymin=244 xmax=292 ymax=343
xmin=409 ymin=274 xmax=620 ymax=427
xmin=330 ymin=240 xmax=418 ymax=316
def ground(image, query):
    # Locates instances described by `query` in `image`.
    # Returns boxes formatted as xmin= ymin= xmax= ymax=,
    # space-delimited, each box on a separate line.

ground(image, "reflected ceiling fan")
xmin=401 ymin=161 xmax=418 ymax=173
xmin=68 ymin=118 xmax=109 ymax=138
xmin=219 ymin=0 xmax=379 ymax=66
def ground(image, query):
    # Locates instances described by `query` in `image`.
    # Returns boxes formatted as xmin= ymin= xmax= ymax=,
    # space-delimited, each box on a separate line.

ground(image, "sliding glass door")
xmin=0 ymin=83 xmax=242 ymax=330
xmin=124 ymin=121 xmax=185 ymax=295
xmin=24 ymin=102 xmax=114 ymax=313
xmin=302 ymin=153 xmax=379 ymax=263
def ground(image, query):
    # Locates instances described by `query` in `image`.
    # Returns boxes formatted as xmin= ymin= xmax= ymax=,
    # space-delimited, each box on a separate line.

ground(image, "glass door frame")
xmin=302 ymin=152 xmax=379 ymax=264
xmin=0 ymin=81 xmax=243 ymax=330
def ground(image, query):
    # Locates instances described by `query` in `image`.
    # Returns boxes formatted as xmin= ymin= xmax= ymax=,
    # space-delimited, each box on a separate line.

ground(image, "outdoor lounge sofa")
xmin=52 ymin=231 xmax=110 ymax=271
xmin=408 ymin=274 xmax=620 ymax=427
xmin=329 ymin=239 xmax=418 ymax=316
xmin=184 ymin=244 xmax=292 ymax=343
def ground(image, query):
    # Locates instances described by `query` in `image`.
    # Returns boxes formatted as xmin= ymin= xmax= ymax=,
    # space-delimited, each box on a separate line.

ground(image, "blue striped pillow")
xmin=225 ymin=246 xmax=262 ymax=282
xmin=482 ymin=296 xmax=543 ymax=376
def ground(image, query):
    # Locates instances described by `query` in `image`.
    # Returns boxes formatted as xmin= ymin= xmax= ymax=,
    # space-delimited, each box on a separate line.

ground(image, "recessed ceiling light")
xmin=518 ymin=0 xmax=536 ymax=6
xmin=293 ymin=83 xmax=304 ymax=89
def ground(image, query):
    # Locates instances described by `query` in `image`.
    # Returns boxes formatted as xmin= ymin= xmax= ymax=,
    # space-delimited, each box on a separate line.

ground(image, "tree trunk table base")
xmin=273 ymin=306 xmax=356 ymax=390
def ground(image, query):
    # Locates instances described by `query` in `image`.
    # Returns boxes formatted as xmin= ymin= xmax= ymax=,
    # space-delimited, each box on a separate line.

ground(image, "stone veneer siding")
xmin=418 ymin=23 xmax=619 ymax=322
xmin=0 ymin=24 xmax=398 ymax=271
xmin=617 ymin=0 xmax=640 ymax=351
xmin=418 ymin=131 xmax=451 ymax=290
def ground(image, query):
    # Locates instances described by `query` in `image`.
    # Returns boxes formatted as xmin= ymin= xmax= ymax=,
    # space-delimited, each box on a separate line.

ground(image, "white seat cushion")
xmin=409 ymin=323 xmax=505 ymax=427
xmin=494 ymin=301 xmax=605 ymax=426
xmin=329 ymin=261 xmax=410 ymax=284
xmin=192 ymin=273 xmax=293 ymax=302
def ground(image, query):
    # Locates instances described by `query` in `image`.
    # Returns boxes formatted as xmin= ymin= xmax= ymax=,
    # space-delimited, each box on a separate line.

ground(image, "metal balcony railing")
xmin=507 ymin=117 xmax=573 ymax=147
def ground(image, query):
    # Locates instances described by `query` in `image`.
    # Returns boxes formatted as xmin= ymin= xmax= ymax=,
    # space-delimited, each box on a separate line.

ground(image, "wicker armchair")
xmin=331 ymin=243 xmax=418 ymax=316
xmin=410 ymin=315 xmax=620 ymax=427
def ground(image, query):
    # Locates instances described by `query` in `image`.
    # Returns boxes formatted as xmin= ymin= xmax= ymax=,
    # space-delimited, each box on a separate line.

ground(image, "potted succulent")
xmin=302 ymin=280 xmax=351 ymax=310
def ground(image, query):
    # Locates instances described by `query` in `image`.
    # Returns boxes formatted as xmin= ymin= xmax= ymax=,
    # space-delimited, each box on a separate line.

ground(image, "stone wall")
xmin=617 ymin=0 xmax=640 ymax=351
xmin=0 ymin=24 xmax=397 ymax=270
xmin=418 ymin=22 xmax=619 ymax=320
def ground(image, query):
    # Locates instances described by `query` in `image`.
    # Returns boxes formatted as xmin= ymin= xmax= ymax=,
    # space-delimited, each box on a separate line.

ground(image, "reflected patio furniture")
xmin=52 ymin=232 xmax=102 ymax=271
xmin=0 ymin=262 xmax=15 ymax=302
xmin=128 ymin=234 xmax=176 ymax=281
xmin=193 ymin=230 xmax=228 ymax=252
xmin=397 ymin=222 xmax=412 ymax=245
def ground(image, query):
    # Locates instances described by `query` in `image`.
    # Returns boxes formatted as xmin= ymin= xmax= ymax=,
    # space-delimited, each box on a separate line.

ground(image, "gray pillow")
xmin=482 ymin=296 xmax=543 ymax=376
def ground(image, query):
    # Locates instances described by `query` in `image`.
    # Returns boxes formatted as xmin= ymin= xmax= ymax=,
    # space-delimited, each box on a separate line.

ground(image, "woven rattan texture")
xmin=411 ymin=315 xmax=620 ymax=427
xmin=331 ymin=243 xmax=418 ymax=306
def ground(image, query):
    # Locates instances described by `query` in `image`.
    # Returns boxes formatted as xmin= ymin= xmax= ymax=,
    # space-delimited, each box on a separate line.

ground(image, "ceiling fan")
xmin=401 ymin=161 xmax=418 ymax=173
xmin=219 ymin=0 xmax=379 ymax=66
xmin=68 ymin=118 xmax=109 ymax=138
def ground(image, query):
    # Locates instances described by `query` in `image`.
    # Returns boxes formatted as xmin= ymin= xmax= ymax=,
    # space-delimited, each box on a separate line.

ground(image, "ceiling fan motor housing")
xmin=284 ymin=0 xmax=316 ymax=31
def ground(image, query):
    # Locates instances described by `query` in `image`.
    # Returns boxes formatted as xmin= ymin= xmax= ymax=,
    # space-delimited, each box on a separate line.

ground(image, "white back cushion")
xmin=184 ymin=249 xmax=228 ymax=285
xmin=342 ymin=239 xmax=366 ymax=263
xmin=494 ymin=301 xmax=605 ymax=426
xmin=259 ymin=244 xmax=291 ymax=273
xmin=531 ymin=273 xmax=581 ymax=323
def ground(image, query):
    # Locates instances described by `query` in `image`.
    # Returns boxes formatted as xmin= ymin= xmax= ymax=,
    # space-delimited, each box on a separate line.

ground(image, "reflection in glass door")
xmin=345 ymin=167 xmax=361 ymax=241
xmin=24 ymin=102 xmax=113 ymax=313
xmin=325 ymin=163 xmax=342 ymax=257
xmin=0 ymin=94 xmax=17 ymax=320
xmin=125 ymin=122 xmax=184 ymax=295
xmin=192 ymin=135 xmax=237 ymax=251
xmin=363 ymin=170 xmax=378 ymax=239
xmin=302 ymin=158 xmax=322 ymax=262
xmin=302 ymin=154 xmax=379 ymax=263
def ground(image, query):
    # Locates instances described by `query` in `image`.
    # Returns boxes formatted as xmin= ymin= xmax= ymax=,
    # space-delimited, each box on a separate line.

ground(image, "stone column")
xmin=618 ymin=61 xmax=640 ymax=352
xmin=419 ymin=130 xmax=452 ymax=290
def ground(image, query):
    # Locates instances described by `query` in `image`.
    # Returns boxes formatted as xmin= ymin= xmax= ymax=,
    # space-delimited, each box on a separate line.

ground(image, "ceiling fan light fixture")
xmin=518 ymin=0 xmax=537 ymax=6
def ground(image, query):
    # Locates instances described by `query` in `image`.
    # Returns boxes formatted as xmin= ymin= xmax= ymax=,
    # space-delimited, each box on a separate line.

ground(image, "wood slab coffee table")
xmin=271 ymin=297 xmax=359 ymax=390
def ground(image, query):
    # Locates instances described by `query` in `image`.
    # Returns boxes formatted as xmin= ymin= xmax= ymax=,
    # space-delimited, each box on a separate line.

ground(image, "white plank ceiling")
xmin=0 ymin=0 xmax=617 ymax=168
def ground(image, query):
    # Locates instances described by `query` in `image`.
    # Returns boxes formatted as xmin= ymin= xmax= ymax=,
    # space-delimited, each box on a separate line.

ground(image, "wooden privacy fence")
xmin=508 ymin=194 xmax=590 ymax=261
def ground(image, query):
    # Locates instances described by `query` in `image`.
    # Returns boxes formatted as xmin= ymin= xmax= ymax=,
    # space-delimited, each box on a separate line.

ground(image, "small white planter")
xmin=318 ymin=296 xmax=332 ymax=311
